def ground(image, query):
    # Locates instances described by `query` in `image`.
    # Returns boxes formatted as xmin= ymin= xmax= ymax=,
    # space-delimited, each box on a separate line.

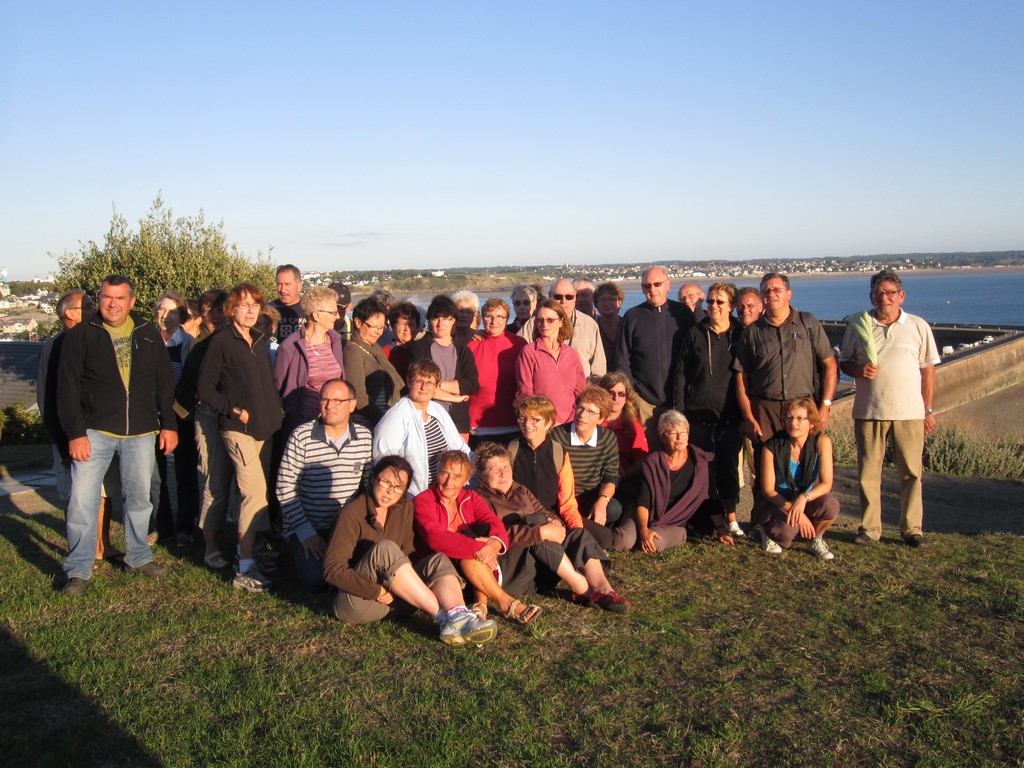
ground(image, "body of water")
xmin=617 ymin=269 xmax=1024 ymax=327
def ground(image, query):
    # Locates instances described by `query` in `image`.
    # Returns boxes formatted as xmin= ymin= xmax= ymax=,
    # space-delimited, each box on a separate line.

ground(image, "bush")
xmin=924 ymin=425 xmax=1024 ymax=481
xmin=1 ymin=403 xmax=49 ymax=446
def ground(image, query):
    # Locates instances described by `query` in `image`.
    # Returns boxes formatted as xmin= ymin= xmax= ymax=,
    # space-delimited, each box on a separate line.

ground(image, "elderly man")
xmin=573 ymin=278 xmax=597 ymax=317
xmin=677 ymin=283 xmax=707 ymax=323
xmin=271 ymin=263 xmax=305 ymax=341
xmin=277 ymin=378 xmax=372 ymax=590
xmin=517 ymin=277 xmax=606 ymax=379
xmin=840 ymin=270 xmax=939 ymax=548
xmin=735 ymin=286 xmax=763 ymax=328
xmin=734 ymin=273 xmax=837 ymax=448
xmin=615 ymin=266 xmax=695 ymax=442
xmin=57 ymin=275 xmax=177 ymax=596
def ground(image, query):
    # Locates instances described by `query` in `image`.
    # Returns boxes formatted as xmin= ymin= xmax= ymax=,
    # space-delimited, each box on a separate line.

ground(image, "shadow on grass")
xmin=0 ymin=499 xmax=67 ymax=582
xmin=0 ymin=626 xmax=161 ymax=768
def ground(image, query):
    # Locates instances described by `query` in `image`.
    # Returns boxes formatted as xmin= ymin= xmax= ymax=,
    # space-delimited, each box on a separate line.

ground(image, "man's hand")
xmin=818 ymin=404 xmax=831 ymax=431
xmin=924 ymin=413 xmax=937 ymax=436
xmin=69 ymin=435 xmax=91 ymax=462
xmin=740 ymin=415 xmax=762 ymax=441
xmin=301 ymin=534 xmax=327 ymax=561
xmin=158 ymin=429 xmax=178 ymax=455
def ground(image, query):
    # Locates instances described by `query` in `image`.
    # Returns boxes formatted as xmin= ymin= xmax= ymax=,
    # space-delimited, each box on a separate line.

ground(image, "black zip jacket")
xmin=57 ymin=310 xmax=176 ymax=440
xmin=673 ymin=317 xmax=742 ymax=425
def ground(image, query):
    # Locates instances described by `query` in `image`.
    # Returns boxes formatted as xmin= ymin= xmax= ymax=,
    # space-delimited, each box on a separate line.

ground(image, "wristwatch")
xmin=925 ymin=408 xmax=934 ymax=415
xmin=821 ymin=399 xmax=832 ymax=407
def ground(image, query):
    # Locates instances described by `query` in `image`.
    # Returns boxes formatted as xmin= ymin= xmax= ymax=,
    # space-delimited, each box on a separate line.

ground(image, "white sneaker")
xmin=440 ymin=607 xmax=497 ymax=646
xmin=728 ymin=521 xmax=745 ymax=537
xmin=233 ymin=566 xmax=271 ymax=592
xmin=810 ymin=536 xmax=835 ymax=561
xmin=758 ymin=525 xmax=783 ymax=555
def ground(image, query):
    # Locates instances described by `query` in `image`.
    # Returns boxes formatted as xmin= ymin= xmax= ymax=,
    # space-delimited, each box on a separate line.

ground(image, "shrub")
xmin=1 ymin=403 xmax=49 ymax=446
xmin=924 ymin=425 xmax=1024 ymax=481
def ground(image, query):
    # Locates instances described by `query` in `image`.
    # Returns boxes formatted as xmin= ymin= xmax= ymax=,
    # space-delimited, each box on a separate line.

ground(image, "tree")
xmin=54 ymin=194 xmax=277 ymax=316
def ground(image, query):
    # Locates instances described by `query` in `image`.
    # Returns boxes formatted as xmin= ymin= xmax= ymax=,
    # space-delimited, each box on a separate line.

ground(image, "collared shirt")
xmin=733 ymin=307 xmax=833 ymax=401
xmin=840 ymin=309 xmax=939 ymax=420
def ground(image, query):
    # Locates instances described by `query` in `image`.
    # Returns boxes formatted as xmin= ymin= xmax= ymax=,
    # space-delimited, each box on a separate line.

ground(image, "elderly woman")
xmin=615 ymin=410 xmax=736 ymax=554
xmin=372 ymin=359 xmax=471 ymax=497
xmin=515 ymin=299 xmax=585 ymax=426
xmin=467 ymin=298 xmax=527 ymax=447
xmin=197 ymin=283 xmax=284 ymax=591
xmin=452 ymin=289 xmax=482 ymax=345
xmin=475 ymin=443 xmax=630 ymax=612
xmin=414 ymin=450 xmax=542 ymax=624
xmin=594 ymin=282 xmax=624 ymax=371
xmin=343 ymin=297 xmax=404 ymax=428
xmin=674 ymin=281 xmax=746 ymax=537
xmin=321 ymin=455 xmax=496 ymax=645
xmin=508 ymin=285 xmax=538 ymax=334
xmin=408 ymin=295 xmax=479 ymax=439
xmin=383 ymin=301 xmax=422 ymax=380
xmin=274 ymin=286 xmax=346 ymax=436
xmin=753 ymin=397 xmax=839 ymax=560
xmin=551 ymin=386 xmax=623 ymax=550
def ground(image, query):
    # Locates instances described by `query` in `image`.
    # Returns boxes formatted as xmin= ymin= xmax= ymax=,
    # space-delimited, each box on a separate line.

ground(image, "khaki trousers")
xmin=854 ymin=419 xmax=925 ymax=539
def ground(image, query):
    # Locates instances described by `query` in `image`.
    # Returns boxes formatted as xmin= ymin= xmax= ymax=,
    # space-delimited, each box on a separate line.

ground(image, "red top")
xmin=413 ymin=486 xmax=509 ymax=562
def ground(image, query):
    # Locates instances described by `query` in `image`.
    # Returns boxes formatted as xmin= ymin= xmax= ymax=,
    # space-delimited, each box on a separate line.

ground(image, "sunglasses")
xmin=552 ymin=293 xmax=575 ymax=301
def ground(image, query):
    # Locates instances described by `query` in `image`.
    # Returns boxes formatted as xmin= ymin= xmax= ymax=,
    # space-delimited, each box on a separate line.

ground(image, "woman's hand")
xmin=797 ymin=513 xmax=816 ymax=540
xmin=640 ymin=527 xmax=661 ymax=554
xmin=787 ymin=494 xmax=807 ymax=529
xmin=473 ymin=538 xmax=501 ymax=568
xmin=376 ymin=587 xmax=394 ymax=605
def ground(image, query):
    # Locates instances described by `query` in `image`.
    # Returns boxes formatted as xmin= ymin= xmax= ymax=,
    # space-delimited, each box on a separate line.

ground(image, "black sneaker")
xmin=853 ymin=533 xmax=876 ymax=546
xmin=903 ymin=534 xmax=927 ymax=548
xmin=127 ymin=561 xmax=167 ymax=578
xmin=62 ymin=577 xmax=90 ymax=596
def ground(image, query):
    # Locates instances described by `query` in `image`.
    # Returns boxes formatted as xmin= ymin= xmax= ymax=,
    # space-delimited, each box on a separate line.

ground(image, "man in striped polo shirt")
xmin=277 ymin=378 xmax=372 ymax=591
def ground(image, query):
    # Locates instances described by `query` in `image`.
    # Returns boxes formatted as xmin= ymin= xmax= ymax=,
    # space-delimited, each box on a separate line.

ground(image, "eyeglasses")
xmin=786 ymin=415 xmax=810 ymax=422
xmin=376 ymin=476 xmax=407 ymax=494
xmin=609 ymin=390 xmax=628 ymax=399
xmin=762 ymin=286 xmax=787 ymax=295
xmin=576 ymin=404 xmax=602 ymax=417
xmin=872 ymin=289 xmax=900 ymax=298
xmin=318 ymin=308 xmax=340 ymax=317
xmin=707 ymin=299 xmax=730 ymax=306
xmin=663 ymin=430 xmax=689 ymax=439
xmin=410 ymin=377 xmax=438 ymax=388
xmin=552 ymin=293 xmax=575 ymax=301
xmin=512 ymin=300 xmax=533 ymax=306
xmin=536 ymin=316 xmax=559 ymax=325
xmin=641 ymin=281 xmax=665 ymax=290
xmin=361 ymin=322 xmax=386 ymax=332
xmin=483 ymin=314 xmax=508 ymax=322
xmin=237 ymin=302 xmax=261 ymax=311
xmin=320 ymin=397 xmax=356 ymax=406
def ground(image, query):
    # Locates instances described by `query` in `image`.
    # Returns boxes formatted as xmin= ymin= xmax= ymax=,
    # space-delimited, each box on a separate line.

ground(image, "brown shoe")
xmin=62 ymin=577 xmax=90 ymax=596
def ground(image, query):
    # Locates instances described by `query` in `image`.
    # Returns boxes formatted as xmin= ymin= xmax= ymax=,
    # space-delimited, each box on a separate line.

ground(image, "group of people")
xmin=41 ymin=263 xmax=939 ymax=647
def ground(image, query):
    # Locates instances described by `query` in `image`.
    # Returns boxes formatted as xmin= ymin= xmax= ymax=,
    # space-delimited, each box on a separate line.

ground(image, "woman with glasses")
xmin=372 ymin=358 xmax=471 ymax=498
xmin=408 ymin=294 xmax=480 ymax=441
xmin=752 ymin=397 xmax=839 ymax=560
xmin=342 ymin=297 xmax=404 ymax=428
xmin=515 ymin=299 xmax=585 ymax=426
xmin=598 ymin=371 xmax=649 ymax=475
xmin=508 ymin=285 xmax=538 ymax=334
xmin=614 ymin=410 xmax=736 ymax=554
xmin=673 ymin=281 xmax=746 ymax=538
xmin=551 ymin=386 xmax=623 ymax=551
xmin=197 ymin=283 xmax=284 ymax=591
xmin=383 ymin=301 xmax=422 ymax=380
xmin=467 ymin=298 xmax=527 ymax=447
xmin=323 ymin=455 xmax=497 ymax=646
xmin=274 ymin=286 xmax=347 ymax=437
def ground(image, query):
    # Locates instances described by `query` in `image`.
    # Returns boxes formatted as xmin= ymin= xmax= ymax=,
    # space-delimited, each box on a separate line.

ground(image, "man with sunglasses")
xmin=615 ymin=266 xmax=695 ymax=445
xmin=840 ymin=270 xmax=939 ymax=548
xmin=517 ymin=277 xmax=607 ymax=379
xmin=277 ymin=378 xmax=372 ymax=591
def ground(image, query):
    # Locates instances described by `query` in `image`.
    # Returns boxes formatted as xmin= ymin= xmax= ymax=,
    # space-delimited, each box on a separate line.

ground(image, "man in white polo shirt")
xmin=840 ymin=269 xmax=939 ymax=548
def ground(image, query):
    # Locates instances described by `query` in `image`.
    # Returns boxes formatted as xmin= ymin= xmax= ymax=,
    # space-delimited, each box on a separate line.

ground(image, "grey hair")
xmin=657 ymin=409 xmax=690 ymax=435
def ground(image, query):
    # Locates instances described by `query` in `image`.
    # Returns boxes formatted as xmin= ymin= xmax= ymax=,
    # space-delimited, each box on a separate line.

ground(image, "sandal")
xmin=503 ymin=598 xmax=541 ymax=624
xmin=204 ymin=551 xmax=230 ymax=569
xmin=470 ymin=602 xmax=488 ymax=621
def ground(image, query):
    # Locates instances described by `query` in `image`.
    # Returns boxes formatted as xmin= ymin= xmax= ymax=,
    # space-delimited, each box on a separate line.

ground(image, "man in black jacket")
xmin=57 ymin=275 xmax=178 ymax=596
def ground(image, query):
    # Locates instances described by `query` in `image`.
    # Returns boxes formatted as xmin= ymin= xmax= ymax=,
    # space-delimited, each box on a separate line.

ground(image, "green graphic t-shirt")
xmin=104 ymin=317 xmax=134 ymax=389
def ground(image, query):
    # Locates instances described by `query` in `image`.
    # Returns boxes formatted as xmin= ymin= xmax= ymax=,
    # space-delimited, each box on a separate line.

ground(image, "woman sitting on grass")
xmin=413 ymin=450 xmax=543 ymax=625
xmin=475 ymin=442 xmax=630 ymax=613
xmin=322 ymin=455 xmax=497 ymax=646
xmin=752 ymin=397 xmax=839 ymax=560
xmin=614 ymin=410 xmax=736 ymax=553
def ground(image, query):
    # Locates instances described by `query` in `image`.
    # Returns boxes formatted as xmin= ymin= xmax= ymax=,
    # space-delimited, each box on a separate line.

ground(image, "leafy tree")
xmin=54 ymin=194 xmax=277 ymax=317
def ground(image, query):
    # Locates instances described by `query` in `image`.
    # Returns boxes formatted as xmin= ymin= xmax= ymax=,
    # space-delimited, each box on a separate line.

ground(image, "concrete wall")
xmin=832 ymin=332 xmax=1024 ymax=421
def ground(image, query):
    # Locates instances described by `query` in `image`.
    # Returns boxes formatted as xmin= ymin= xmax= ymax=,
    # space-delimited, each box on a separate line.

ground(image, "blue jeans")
xmin=63 ymin=430 xmax=157 ymax=581
xmin=287 ymin=530 xmax=331 ymax=593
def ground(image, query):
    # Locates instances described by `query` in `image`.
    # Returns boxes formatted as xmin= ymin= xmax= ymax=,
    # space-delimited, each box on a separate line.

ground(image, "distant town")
xmin=3 ymin=250 xmax=1022 ymax=341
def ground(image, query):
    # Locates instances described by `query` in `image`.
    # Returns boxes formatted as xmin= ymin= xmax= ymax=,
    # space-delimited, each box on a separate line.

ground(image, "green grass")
xmin=0 ymin=443 xmax=53 ymax=479
xmin=2 ymin=502 xmax=1023 ymax=767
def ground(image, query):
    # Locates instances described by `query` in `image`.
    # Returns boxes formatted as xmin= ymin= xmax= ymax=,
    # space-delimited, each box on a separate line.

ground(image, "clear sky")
xmin=1 ymin=1 xmax=1021 ymax=280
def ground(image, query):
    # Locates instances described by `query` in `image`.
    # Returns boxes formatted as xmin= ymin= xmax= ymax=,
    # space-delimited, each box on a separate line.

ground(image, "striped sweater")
xmin=277 ymin=419 xmax=372 ymax=543
xmin=551 ymin=423 xmax=620 ymax=496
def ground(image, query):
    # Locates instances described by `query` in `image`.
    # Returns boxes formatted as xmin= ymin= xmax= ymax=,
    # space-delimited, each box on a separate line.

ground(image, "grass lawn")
xmin=0 ymin=444 xmax=53 ymax=479
xmin=1 ymin=497 xmax=1022 ymax=767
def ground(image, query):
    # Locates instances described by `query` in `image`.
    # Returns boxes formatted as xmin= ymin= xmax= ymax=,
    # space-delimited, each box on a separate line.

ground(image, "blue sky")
xmin=1 ymin=1 xmax=1021 ymax=279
